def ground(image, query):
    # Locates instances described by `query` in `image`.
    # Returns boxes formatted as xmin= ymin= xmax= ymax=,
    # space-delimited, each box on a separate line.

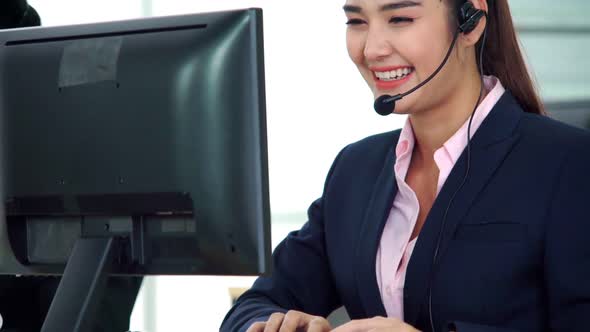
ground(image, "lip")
xmin=370 ymin=65 xmax=414 ymax=91
xmin=372 ymin=69 xmax=414 ymax=91
xmin=369 ymin=65 xmax=412 ymax=72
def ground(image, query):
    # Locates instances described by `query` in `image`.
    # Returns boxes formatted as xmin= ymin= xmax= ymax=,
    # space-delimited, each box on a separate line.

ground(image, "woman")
xmin=221 ymin=0 xmax=590 ymax=331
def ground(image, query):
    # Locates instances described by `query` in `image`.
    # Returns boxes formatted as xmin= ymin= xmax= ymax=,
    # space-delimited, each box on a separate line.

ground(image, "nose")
xmin=364 ymin=26 xmax=394 ymax=62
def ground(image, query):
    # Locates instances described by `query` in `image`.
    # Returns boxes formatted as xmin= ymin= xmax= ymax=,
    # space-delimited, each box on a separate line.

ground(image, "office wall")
xmin=510 ymin=1 xmax=590 ymax=128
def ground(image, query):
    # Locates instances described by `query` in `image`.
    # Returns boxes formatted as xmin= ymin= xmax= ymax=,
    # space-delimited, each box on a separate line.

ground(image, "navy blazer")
xmin=221 ymin=92 xmax=590 ymax=332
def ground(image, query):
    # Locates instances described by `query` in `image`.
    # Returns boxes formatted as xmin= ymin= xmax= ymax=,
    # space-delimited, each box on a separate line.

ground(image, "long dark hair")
xmin=450 ymin=0 xmax=546 ymax=115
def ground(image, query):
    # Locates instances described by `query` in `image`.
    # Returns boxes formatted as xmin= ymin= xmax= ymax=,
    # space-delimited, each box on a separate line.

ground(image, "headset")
xmin=426 ymin=2 xmax=488 ymax=332
xmin=458 ymin=1 xmax=486 ymax=34
xmin=373 ymin=1 xmax=486 ymax=115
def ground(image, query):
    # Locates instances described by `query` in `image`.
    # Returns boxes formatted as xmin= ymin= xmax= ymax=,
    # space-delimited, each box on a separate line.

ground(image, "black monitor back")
xmin=0 ymin=8 xmax=271 ymax=276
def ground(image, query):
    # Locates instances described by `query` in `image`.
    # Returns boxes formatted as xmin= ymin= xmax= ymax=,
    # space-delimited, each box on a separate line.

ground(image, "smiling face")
xmin=345 ymin=0 xmax=465 ymax=115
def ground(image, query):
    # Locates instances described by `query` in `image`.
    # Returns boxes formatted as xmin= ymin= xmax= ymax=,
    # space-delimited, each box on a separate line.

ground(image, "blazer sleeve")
xmin=219 ymin=147 xmax=347 ymax=332
xmin=449 ymin=321 xmax=519 ymax=332
xmin=543 ymin=136 xmax=590 ymax=331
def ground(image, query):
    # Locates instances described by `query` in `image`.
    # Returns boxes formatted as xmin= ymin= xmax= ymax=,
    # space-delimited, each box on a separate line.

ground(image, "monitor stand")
xmin=41 ymin=237 xmax=118 ymax=332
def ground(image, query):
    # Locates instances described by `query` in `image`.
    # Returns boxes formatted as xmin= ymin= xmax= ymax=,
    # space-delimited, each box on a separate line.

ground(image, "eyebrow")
xmin=343 ymin=1 xmax=422 ymax=13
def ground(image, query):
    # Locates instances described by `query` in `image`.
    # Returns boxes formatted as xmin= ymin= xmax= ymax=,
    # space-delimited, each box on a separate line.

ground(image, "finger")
xmin=264 ymin=312 xmax=286 ymax=332
xmin=278 ymin=311 xmax=304 ymax=332
xmin=368 ymin=328 xmax=389 ymax=332
xmin=333 ymin=319 xmax=373 ymax=332
xmin=307 ymin=317 xmax=331 ymax=332
xmin=246 ymin=321 xmax=266 ymax=332
xmin=368 ymin=328 xmax=396 ymax=332
xmin=331 ymin=317 xmax=390 ymax=332
xmin=331 ymin=320 xmax=361 ymax=332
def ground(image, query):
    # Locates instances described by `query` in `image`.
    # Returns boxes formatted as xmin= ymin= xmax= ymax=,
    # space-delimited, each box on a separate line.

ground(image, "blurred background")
xmin=17 ymin=0 xmax=590 ymax=330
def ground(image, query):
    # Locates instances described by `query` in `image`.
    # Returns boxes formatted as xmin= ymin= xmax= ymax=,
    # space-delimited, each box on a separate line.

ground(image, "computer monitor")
xmin=0 ymin=8 xmax=270 ymax=330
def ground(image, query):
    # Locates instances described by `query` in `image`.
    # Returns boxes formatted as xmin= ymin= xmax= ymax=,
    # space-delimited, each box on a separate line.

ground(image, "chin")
xmin=391 ymin=98 xmax=417 ymax=116
xmin=392 ymin=107 xmax=412 ymax=115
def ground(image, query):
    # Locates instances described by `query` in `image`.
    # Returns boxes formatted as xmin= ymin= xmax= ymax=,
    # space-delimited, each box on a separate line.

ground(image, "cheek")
xmin=403 ymin=31 xmax=448 ymax=77
xmin=346 ymin=31 xmax=365 ymax=66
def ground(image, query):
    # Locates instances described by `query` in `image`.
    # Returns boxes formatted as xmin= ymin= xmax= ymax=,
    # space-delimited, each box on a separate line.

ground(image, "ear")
xmin=460 ymin=0 xmax=489 ymax=47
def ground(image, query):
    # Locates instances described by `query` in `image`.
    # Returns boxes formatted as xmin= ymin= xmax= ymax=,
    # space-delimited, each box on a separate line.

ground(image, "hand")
xmin=245 ymin=310 xmax=331 ymax=332
xmin=331 ymin=316 xmax=420 ymax=332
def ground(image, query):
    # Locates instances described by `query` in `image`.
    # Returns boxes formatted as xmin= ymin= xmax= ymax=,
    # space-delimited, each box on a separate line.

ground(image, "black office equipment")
xmin=0 ymin=8 xmax=270 ymax=331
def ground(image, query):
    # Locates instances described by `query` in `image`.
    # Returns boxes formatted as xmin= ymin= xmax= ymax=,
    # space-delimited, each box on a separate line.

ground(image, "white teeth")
xmin=373 ymin=67 xmax=413 ymax=81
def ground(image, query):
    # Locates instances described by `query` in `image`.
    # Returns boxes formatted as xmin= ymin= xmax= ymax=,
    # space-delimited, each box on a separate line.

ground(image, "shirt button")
xmin=386 ymin=286 xmax=393 ymax=296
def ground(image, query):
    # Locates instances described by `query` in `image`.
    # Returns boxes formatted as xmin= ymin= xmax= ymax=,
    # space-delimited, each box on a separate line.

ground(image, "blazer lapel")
xmin=403 ymin=92 xmax=524 ymax=326
xmin=355 ymin=135 xmax=399 ymax=318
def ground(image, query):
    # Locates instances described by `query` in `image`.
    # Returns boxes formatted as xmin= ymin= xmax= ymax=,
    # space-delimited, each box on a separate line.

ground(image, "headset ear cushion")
xmin=459 ymin=1 xmax=476 ymax=24
xmin=458 ymin=1 xmax=484 ymax=33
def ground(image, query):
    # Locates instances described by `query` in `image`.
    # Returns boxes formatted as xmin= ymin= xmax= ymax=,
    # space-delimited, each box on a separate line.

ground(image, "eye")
xmin=346 ymin=19 xmax=366 ymax=25
xmin=389 ymin=17 xmax=414 ymax=24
